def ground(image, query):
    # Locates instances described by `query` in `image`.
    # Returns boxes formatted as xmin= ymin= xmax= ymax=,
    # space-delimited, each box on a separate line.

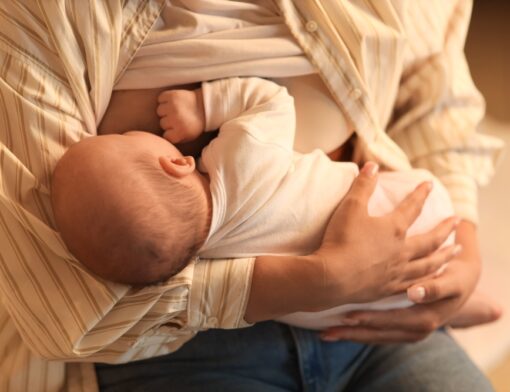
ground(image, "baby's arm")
xmin=157 ymin=77 xmax=296 ymax=151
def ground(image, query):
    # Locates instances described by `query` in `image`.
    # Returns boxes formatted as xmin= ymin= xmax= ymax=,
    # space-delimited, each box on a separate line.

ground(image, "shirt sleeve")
xmin=0 ymin=0 xmax=254 ymax=364
xmin=387 ymin=0 xmax=504 ymax=224
xmin=202 ymin=76 xmax=296 ymax=150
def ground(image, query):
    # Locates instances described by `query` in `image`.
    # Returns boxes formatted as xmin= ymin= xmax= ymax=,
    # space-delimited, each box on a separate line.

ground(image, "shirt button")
xmin=305 ymin=20 xmax=318 ymax=33
xmin=349 ymin=88 xmax=363 ymax=100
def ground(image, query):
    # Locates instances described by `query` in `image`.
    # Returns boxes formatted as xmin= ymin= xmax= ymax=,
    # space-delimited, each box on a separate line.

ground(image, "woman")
xmin=95 ymin=1 xmax=500 ymax=390
xmin=0 ymin=1 xmax=501 ymax=391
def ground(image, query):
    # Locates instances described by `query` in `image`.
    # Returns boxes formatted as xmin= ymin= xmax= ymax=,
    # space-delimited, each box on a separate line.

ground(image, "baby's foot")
xmin=448 ymin=290 xmax=503 ymax=328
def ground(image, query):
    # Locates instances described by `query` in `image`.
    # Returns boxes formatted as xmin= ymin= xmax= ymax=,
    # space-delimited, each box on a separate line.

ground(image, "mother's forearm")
xmin=244 ymin=254 xmax=324 ymax=323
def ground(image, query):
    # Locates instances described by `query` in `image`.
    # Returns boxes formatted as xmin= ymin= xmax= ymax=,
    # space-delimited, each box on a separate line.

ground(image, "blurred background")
xmin=454 ymin=2 xmax=510 ymax=391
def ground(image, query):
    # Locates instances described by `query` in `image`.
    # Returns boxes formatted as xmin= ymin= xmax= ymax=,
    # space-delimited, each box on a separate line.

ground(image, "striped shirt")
xmin=0 ymin=1 xmax=502 ymax=391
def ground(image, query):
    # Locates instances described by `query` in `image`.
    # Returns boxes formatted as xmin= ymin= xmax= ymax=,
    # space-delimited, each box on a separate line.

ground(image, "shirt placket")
xmin=276 ymin=0 xmax=411 ymax=170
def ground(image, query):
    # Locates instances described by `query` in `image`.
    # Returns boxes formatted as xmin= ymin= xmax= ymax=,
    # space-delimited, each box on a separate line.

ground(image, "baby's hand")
xmin=157 ymin=89 xmax=205 ymax=144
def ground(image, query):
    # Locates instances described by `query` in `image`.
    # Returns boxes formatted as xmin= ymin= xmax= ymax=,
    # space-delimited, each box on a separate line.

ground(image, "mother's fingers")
xmin=402 ymin=244 xmax=461 ymax=282
xmin=407 ymin=260 xmax=465 ymax=304
xmin=389 ymin=181 xmax=433 ymax=236
xmin=320 ymin=326 xmax=427 ymax=344
xmin=342 ymin=162 xmax=379 ymax=210
xmin=323 ymin=303 xmax=448 ymax=334
xmin=318 ymin=304 xmax=448 ymax=343
xmin=405 ymin=216 xmax=459 ymax=260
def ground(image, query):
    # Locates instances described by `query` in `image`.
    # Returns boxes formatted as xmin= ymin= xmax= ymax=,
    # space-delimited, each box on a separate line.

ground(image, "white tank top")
xmin=274 ymin=74 xmax=354 ymax=154
xmin=117 ymin=0 xmax=354 ymax=153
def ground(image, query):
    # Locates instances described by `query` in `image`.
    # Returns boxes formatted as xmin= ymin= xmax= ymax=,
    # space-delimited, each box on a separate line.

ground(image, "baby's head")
xmin=51 ymin=131 xmax=211 ymax=285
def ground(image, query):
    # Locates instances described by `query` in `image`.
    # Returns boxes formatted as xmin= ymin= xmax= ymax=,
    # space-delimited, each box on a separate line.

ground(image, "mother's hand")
xmin=312 ymin=162 xmax=460 ymax=310
xmin=319 ymin=221 xmax=482 ymax=344
xmin=244 ymin=162 xmax=459 ymax=323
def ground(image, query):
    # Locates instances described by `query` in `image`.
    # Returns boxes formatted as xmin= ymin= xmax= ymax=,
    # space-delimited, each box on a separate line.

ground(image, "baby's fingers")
xmin=158 ymin=90 xmax=173 ymax=103
xmin=159 ymin=113 xmax=176 ymax=131
xmin=157 ymin=101 xmax=170 ymax=117
xmin=162 ymin=128 xmax=185 ymax=144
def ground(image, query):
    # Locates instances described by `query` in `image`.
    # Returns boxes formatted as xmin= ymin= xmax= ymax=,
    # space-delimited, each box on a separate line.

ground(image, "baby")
xmin=51 ymin=77 xmax=497 ymax=329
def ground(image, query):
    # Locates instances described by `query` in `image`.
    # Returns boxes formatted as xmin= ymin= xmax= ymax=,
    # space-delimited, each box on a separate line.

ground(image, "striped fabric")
xmin=278 ymin=0 xmax=503 ymax=220
xmin=0 ymin=1 xmax=502 ymax=391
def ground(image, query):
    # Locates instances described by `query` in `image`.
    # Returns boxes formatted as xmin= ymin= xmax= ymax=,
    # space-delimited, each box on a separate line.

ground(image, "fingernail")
xmin=339 ymin=318 xmax=360 ymax=326
xmin=407 ymin=286 xmax=426 ymax=303
xmin=434 ymin=263 xmax=448 ymax=277
xmin=453 ymin=217 xmax=462 ymax=226
xmin=452 ymin=244 xmax=463 ymax=256
xmin=362 ymin=162 xmax=379 ymax=177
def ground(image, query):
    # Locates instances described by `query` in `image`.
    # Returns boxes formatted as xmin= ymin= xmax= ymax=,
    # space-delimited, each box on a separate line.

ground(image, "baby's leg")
xmin=449 ymin=290 xmax=502 ymax=328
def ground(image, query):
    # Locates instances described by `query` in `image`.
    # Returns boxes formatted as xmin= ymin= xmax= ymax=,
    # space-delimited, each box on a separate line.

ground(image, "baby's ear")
xmin=159 ymin=155 xmax=196 ymax=178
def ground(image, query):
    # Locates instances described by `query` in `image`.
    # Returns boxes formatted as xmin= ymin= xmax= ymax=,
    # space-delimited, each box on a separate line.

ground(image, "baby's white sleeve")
xmin=202 ymin=77 xmax=296 ymax=151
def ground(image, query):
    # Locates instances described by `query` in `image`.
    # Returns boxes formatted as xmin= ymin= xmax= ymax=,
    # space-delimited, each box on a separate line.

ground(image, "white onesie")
xmin=197 ymin=77 xmax=454 ymax=330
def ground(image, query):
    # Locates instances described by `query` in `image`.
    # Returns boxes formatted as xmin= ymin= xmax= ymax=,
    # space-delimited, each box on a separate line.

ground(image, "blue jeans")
xmin=95 ymin=321 xmax=494 ymax=391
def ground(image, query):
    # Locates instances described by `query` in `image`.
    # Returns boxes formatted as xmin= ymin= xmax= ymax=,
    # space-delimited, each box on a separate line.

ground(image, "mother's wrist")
xmin=244 ymin=253 xmax=326 ymax=323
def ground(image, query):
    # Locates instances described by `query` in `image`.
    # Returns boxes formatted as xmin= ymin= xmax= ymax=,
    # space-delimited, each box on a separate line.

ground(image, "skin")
xmin=158 ymin=90 xmax=465 ymax=309
xmin=96 ymin=86 xmax=501 ymax=343
xmin=320 ymin=221 xmax=502 ymax=343
xmin=52 ymin=131 xmax=212 ymax=284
